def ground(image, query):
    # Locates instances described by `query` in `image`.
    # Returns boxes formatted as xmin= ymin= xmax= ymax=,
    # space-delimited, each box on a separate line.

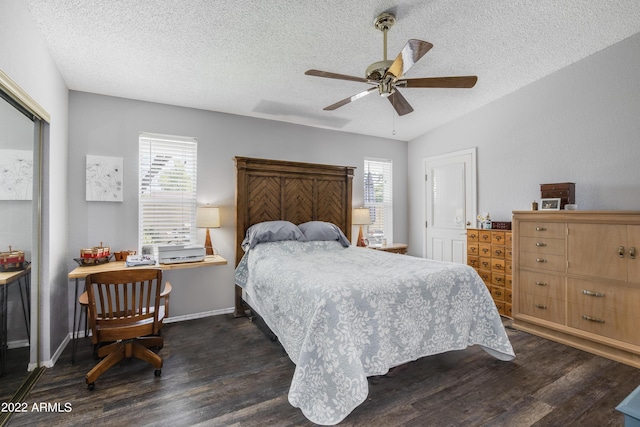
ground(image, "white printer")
xmin=142 ymin=244 xmax=206 ymax=264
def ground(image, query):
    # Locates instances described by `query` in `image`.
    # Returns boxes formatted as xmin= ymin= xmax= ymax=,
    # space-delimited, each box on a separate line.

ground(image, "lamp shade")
xmin=352 ymin=207 xmax=372 ymax=225
xmin=196 ymin=206 xmax=221 ymax=228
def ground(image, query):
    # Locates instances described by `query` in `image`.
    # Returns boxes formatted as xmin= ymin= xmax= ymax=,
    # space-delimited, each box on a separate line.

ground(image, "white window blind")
xmin=138 ymin=133 xmax=197 ymax=248
xmin=364 ymin=158 xmax=393 ymax=246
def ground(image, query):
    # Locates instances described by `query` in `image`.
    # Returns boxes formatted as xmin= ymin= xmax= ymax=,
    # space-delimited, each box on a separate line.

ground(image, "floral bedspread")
xmin=235 ymin=241 xmax=515 ymax=425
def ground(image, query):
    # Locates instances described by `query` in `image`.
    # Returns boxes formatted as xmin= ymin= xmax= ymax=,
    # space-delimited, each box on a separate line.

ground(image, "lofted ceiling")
xmin=24 ymin=0 xmax=640 ymax=141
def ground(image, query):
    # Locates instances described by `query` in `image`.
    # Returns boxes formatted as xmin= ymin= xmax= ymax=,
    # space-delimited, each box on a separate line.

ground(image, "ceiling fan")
xmin=305 ymin=12 xmax=478 ymax=116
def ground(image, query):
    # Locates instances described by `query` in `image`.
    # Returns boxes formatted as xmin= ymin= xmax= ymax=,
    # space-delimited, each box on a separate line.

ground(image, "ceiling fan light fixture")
xmin=378 ymin=78 xmax=396 ymax=97
xmin=366 ymin=60 xmax=393 ymax=81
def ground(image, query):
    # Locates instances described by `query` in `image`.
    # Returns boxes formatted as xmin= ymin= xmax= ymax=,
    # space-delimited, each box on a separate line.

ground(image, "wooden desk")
xmin=68 ymin=255 xmax=228 ymax=278
xmin=0 ymin=267 xmax=31 ymax=376
xmin=68 ymin=255 xmax=227 ymax=363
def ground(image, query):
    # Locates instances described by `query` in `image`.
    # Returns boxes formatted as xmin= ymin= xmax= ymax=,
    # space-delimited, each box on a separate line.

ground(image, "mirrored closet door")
xmin=0 ymin=71 xmax=45 ymax=408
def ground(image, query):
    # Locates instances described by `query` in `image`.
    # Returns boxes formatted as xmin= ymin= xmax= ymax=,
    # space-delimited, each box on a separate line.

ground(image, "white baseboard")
xmin=40 ymin=308 xmax=236 ymax=369
xmin=164 ymin=307 xmax=234 ymax=323
xmin=8 ymin=339 xmax=29 ymax=349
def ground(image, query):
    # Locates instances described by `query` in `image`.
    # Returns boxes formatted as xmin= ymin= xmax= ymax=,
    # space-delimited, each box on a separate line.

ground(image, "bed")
xmin=233 ymin=157 xmax=515 ymax=425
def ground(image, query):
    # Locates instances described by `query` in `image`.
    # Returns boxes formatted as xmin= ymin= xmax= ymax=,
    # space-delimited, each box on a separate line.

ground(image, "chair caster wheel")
xmin=88 ymin=383 xmax=95 ymax=391
xmin=154 ymin=369 xmax=161 ymax=377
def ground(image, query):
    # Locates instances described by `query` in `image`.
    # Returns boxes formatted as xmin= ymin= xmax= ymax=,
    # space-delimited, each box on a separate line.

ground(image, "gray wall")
xmin=407 ymin=32 xmax=640 ymax=257
xmin=1 ymin=0 xmax=70 ymax=367
xmin=67 ymin=91 xmax=408 ymax=320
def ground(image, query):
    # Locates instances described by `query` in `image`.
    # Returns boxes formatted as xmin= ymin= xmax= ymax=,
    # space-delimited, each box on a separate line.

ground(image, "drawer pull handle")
xmin=535 ymin=242 xmax=547 ymax=247
xmin=630 ymin=247 xmax=636 ymax=259
xmin=495 ymin=250 xmax=502 ymax=255
xmin=582 ymin=315 xmax=605 ymax=324
xmin=536 ymin=227 xmax=547 ymax=231
xmin=536 ymin=258 xmax=547 ymax=263
xmin=619 ymin=246 xmax=625 ymax=258
xmin=535 ymin=281 xmax=547 ymax=286
xmin=535 ymin=304 xmax=547 ymax=309
xmin=582 ymin=290 xmax=605 ymax=298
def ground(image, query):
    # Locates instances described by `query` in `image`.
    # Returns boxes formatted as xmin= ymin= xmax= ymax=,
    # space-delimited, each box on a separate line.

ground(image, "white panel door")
xmin=424 ymin=149 xmax=476 ymax=263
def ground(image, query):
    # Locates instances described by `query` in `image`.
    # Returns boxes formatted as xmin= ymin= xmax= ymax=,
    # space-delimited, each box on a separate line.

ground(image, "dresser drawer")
xmin=467 ymin=243 xmax=479 ymax=256
xmin=519 ymin=270 xmax=564 ymax=299
xmin=479 ymin=230 xmax=492 ymax=243
xmin=491 ymin=231 xmax=505 ymax=245
xmin=479 ymin=257 xmax=491 ymax=271
xmin=520 ymin=252 xmax=565 ymax=272
xmin=505 ymin=232 xmax=512 ymax=247
xmin=479 ymin=243 xmax=492 ymax=257
xmin=505 ymin=275 xmax=512 ymax=289
xmin=492 ymin=273 xmax=505 ymax=286
xmin=567 ymin=304 xmax=640 ymax=346
xmin=478 ymin=270 xmax=491 ymax=284
xmin=520 ymin=236 xmax=565 ymax=255
xmin=467 ymin=229 xmax=480 ymax=242
xmin=519 ymin=293 xmax=565 ymax=324
xmin=491 ymin=245 xmax=506 ymax=259
xmin=492 ymin=258 xmax=506 ymax=273
xmin=491 ymin=285 xmax=506 ymax=302
xmin=519 ymin=222 xmax=565 ymax=238
xmin=567 ymin=278 xmax=640 ymax=316
xmin=467 ymin=255 xmax=479 ymax=269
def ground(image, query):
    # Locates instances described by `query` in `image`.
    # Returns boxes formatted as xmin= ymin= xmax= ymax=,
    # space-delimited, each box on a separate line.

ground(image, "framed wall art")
xmin=86 ymin=155 xmax=123 ymax=202
xmin=540 ymin=198 xmax=561 ymax=210
xmin=0 ymin=149 xmax=32 ymax=200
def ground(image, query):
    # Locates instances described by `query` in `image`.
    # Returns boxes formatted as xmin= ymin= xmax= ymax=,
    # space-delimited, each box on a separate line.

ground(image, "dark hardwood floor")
xmin=6 ymin=315 xmax=640 ymax=426
xmin=0 ymin=347 xmax=31 ymax=403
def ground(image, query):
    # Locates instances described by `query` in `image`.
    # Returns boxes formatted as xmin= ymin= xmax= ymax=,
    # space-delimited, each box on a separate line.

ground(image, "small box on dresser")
xmin=467 ymin=228 xmax=512 ymax=317
xmin=540 ymin=182 xmax=575 ymax=209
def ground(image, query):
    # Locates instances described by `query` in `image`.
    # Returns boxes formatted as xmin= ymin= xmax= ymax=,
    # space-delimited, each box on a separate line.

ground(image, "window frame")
xmin=364 ymin=157 xmax=393 ymax=246
xmin=138 ymin=132 xmax=198 ymax=250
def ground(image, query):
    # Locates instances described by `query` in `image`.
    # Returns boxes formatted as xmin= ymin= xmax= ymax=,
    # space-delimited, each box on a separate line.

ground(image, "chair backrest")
xmin=85 ymin=269 xmax=164 ymax=342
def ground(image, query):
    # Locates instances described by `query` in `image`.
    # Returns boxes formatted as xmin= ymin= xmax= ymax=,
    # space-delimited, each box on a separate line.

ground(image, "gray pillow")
xmin=298 ymin=221 xmax=350 ymax=247
xmin=241 ymin=220 xmax=306 ymax=251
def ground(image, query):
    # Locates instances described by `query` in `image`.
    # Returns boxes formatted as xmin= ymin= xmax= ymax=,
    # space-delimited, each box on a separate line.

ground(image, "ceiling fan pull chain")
xmin=392 ymin=98 xmax=396 ymax=135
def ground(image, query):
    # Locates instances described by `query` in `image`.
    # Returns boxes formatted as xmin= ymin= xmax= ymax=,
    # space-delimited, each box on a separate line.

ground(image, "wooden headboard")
xmin=233 ymin=156 xmax=355 ymax=315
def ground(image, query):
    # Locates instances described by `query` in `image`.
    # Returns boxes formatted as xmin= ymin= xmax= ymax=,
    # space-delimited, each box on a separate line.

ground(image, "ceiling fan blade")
xmin=323 ymin=87 xmax=378 ymax=111
xmin=386 ymin=39 xmax=433 ymax=79
xmin=388 ymin=89 xmax=414 ymax=116
xmin=401 ymin=76 xmax=478 ymax=88
xmin=305 ymin=69 xmax=369 ymax=83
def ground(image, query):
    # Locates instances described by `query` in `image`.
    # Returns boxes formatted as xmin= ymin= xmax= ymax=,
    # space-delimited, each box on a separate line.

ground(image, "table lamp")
xmin=352 ymin=207 xmax=372 ymax=247
xmin=196 ymin=206 xmax=220 ymax=255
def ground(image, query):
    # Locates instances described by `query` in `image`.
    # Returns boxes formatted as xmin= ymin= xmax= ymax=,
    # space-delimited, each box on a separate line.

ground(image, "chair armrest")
xmin=79 ymin=291 xmax=88 ymax=306
xmin=160 ymin=281 xmax=172 ymax=297
xmin=161 ymin=282 xmax=172 ymax=318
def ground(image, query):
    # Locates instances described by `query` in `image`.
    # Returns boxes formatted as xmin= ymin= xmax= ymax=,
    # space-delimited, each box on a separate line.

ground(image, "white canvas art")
xmin=86 ymin=155 xmax=123 ymax=202
xmin=0 ymin=149 xmax=33 ymax=200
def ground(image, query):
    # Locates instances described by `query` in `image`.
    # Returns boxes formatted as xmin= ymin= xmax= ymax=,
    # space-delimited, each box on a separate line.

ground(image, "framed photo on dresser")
xmin=540 ymin=198 xmax=561 ymax=210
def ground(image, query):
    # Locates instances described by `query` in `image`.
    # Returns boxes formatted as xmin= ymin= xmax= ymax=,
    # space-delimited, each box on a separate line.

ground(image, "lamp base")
xmin=357 ymin=225 xmax=367 ymax=247
xmin=204 ymin=228 xmax=214 ymax=256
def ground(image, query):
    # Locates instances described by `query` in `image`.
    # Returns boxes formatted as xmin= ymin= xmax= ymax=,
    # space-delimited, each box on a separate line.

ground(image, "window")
xmin=364 ymin=158 xmax=392 ymax=246
xmin=138 ymin=133 xmax=197 ymax=248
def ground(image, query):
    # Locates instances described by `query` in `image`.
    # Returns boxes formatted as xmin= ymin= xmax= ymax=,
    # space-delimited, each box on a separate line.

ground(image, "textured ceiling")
xmin=24 ymin=0 xmax=640 ymax=141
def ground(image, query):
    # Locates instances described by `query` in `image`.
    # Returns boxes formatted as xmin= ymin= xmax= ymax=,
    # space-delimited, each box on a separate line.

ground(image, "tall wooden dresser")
xmin=513 ymin=211 xmax=640 ymax=368
xmin=467 ymin=228 xmax=513 ymax=317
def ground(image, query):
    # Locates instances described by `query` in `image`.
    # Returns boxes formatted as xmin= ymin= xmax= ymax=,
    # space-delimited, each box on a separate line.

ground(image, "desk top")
xmin=0 ymin=266 xmax=31 ymax=285
xmin=68 ymin=255 xmax=227 ymax=279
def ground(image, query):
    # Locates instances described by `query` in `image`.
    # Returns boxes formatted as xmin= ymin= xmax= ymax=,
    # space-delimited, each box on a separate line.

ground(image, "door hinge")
xmin=425 ymin=221 xmax=428 ymax=228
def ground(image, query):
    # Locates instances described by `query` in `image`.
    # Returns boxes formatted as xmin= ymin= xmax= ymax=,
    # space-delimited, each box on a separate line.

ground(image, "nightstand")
xmin=371 ymin=243 xmax=408 ymax=254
